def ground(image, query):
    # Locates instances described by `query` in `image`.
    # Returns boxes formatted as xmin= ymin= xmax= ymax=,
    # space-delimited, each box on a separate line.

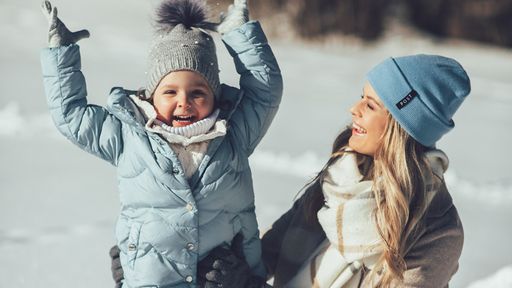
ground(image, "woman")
xmin=112 ymin=54 xmax=469 ymax=287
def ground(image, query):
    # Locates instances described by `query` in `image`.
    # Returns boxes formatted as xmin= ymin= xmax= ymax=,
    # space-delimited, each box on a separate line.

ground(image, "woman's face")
xmin=348 ymin=82 xmax=389 ymax=156
xmin=152 ymin=70 xmax=215 ymax=127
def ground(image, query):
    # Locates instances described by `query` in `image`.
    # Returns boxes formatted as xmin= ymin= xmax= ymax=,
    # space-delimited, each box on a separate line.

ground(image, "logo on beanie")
xmin=396 ymin=90 xmax=417 ymax=110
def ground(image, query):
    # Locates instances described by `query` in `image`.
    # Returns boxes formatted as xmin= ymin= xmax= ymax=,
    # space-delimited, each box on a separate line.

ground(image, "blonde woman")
xmin=111 ymin=55 xmax=469 ymax=287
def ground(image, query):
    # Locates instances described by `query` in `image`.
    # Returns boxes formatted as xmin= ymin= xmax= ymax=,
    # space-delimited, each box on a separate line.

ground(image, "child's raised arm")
xmin=218 ymin=0 xmax=283 ymax=155
xmin=40 ymin=1 xmax=123 ymax=166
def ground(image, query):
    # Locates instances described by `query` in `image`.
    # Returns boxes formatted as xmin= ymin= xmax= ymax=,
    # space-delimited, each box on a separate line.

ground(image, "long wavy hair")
xmin=302 ymin=114 xmax=432 ymax=287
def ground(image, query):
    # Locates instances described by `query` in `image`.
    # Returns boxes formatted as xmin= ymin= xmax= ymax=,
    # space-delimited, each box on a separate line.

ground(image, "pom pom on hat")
xmin=146 ymin=0 xmax=220 ymax=98
xmin=155 ymin=0 xmax=216 ymax=31
xmin=366 ymin=54 xmax=471 ymax=147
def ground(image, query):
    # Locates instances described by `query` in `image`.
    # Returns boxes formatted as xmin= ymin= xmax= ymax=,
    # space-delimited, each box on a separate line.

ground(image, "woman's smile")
xmin=348 ymin=82 xmax=389 ymax=156
xmin=352 ymin=122 xmax=367 ymax=135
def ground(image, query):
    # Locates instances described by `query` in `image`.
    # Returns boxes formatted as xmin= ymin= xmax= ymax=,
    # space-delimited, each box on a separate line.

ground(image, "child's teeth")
xmin=175 ymin=116 xmax=193 ymax=121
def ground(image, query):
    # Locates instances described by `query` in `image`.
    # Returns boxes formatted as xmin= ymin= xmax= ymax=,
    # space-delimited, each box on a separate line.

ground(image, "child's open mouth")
xmin=172 ymin=115 xmax=196 ymax=126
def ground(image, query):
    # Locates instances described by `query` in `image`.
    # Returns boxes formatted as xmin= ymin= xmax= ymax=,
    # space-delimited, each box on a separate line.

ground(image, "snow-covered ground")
xmin=1 ymin=0 xmax=511 ymax=287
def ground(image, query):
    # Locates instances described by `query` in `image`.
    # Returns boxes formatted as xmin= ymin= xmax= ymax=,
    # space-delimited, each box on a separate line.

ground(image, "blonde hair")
xmin=371 ymin=114 xmax=431 ymax=286
xmin=302 ymin=115 xmax=431 ymax=287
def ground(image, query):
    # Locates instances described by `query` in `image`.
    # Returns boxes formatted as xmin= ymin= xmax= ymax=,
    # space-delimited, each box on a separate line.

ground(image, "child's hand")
xmin=40 ymin=0 xmax=90 ymax=47
xmin=216 ymin=0 xmax=249 ymax=35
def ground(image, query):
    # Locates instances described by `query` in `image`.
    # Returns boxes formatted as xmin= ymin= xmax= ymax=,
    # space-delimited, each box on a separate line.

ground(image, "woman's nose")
xmin=350 ymin=101 xmax=362 ymax=117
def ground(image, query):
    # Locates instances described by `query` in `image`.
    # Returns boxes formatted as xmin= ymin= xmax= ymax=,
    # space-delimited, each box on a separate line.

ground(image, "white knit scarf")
xmin=153 ymin=109 xmax=220 ymax=138
xmin=129 ymin=95 xmax=227 ymax=146
xmin=287 ymin=152 xmax=383 ymax=288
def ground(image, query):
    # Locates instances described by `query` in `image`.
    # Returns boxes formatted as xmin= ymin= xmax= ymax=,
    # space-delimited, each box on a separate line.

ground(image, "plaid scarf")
xmin=287 ymin=152 xmax=383 ymax=288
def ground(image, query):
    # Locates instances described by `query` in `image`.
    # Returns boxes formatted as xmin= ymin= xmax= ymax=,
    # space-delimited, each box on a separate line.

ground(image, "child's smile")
xmin=172 ymin=114 xmax=196 ymax=127
xmin=152 ymin=70 xmax=215 ymax=127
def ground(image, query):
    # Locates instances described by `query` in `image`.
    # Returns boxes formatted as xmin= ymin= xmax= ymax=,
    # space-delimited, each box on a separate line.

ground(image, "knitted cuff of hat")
xmin=153 ymin=109 xmax=220 ymax=138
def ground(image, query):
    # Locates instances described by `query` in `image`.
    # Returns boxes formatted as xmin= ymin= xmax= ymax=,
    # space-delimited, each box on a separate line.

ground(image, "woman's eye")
xmin=367 ymin=103 xmax=375 ymax=110
xmin=164 ymin=90 xmax=176 ymax=95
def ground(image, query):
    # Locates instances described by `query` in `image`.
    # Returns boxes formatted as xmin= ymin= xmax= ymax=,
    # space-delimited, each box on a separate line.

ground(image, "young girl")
xmin=192 ymin=55 xmax=469 ymax=287
xmin=40 ymin=0 xmax=282 ymax=287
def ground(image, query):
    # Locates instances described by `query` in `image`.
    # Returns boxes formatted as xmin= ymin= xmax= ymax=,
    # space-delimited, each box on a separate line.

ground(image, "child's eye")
xmin=164 ymin=90 xmax=176 ymax=95
xmin=192 ymin=90 xmax=206 ymax=97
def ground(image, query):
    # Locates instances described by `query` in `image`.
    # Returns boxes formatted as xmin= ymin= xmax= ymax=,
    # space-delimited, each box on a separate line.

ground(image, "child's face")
xmin=348 ymin=82 xmax=389 ymax=156
xmin=152 ymin=70 xmax=215 ymax=127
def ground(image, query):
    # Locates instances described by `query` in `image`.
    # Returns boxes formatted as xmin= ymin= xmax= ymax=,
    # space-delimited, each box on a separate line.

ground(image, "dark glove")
xmin=198 ymin=233 xmax=268 ymax=288
xmin=216 ymin=0 xmax=249 ymax=35
xmin=109 ymin=245 xmax=124 ymax=288
xmin=40 ymin=0 xmax=90 ymax=47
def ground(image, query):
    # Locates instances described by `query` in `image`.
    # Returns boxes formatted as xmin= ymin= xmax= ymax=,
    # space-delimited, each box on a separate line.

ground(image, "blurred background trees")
xmin=406 ymin=0 xmax=512 ymax=47
xmin=209 ymin=0 xmax=512 ymax=47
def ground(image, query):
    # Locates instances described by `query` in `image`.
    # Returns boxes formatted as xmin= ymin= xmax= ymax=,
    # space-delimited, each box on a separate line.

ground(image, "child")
xmin=196 ymin=55 xmax=470 ymax=287
xmin=40 ymin=0 xmax=282 ymax=287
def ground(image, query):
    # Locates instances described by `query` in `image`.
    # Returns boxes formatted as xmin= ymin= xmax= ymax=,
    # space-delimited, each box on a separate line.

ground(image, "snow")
xmin=1 ymin=0 xmax=511 ymax=287
xmin=0 ymin=102 xmax=23 ymax=136
xmin=467 ymin=266 xmax=512 ymax=288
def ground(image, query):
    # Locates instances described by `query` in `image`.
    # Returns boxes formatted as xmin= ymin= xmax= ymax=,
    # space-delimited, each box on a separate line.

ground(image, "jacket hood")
xmin=425 ymin=149 xmax=449 ymax=179
xmin=423 ymin=149 xmax=454 ymax=220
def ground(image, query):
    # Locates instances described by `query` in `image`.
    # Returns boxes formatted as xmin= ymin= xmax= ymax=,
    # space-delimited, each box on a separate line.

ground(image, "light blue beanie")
xmin=366 ymin=54 xmax=471 ymax=147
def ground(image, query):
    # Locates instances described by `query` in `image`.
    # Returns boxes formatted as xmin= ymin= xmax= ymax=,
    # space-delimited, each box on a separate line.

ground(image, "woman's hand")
xmin=109 ymin=245 xmax=124 ymax=288
xmin=216 ymin=0 xmax=249 ymax=35
xmin=40 ymin=0 xmax=90 ymax=47
xmin=198 ymin=233 xmax=268 ymax=288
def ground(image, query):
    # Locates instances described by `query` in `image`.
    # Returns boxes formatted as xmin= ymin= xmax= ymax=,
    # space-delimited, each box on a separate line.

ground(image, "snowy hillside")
xmin=1 ymin=1 xmax=511 ymax=287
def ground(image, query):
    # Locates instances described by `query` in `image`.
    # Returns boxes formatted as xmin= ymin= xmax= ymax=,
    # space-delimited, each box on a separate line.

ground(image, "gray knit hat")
xmin=145 ymin=0 xmax=220 ymax=98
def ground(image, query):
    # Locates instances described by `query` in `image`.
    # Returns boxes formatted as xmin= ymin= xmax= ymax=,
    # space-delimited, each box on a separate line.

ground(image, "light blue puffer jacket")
xmin=40 ymin=21 xmax=282 ymax=288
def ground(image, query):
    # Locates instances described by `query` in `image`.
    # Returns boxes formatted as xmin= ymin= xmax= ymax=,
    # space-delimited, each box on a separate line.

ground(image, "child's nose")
xmin=176 ymin=92 xmax=190 ymax=107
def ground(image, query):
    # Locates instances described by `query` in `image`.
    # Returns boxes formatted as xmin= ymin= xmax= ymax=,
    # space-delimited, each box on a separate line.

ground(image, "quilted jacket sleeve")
xmin=41 ymin=44 xmax=123 ymax=166
xmin=221 ymin=21 xmax=283 ymax=155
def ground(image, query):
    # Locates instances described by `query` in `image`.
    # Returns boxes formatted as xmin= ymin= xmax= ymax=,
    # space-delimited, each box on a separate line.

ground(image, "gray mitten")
xmin=216 ymin=0 xmax=249 ymax=35
xmin=109 ymin=245 xmax=124 ymax=288
xmin=40 ymin=0 xmax=90 ymax=47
